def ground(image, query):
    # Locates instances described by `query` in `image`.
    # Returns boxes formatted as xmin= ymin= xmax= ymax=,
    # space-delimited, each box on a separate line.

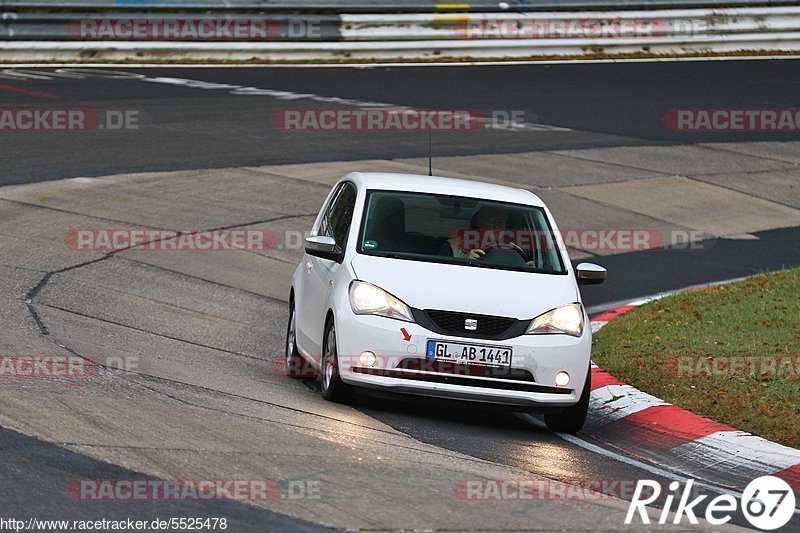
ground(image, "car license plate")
xmin=426 ymin=340 xmax=512 ymax=367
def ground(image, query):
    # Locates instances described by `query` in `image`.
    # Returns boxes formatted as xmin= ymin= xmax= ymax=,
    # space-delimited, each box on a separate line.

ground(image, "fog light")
xmin=359 ymin=351 xmax=377 ymax=367
xmin=555 ymin=371 xmax=570 ymax=387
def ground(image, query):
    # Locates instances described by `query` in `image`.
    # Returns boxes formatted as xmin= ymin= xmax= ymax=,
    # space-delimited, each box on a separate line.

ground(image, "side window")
xmin=317 ymin=183 xmax=343 ymax=240
xmin=319 ymin=183 xmax=357 ymax=250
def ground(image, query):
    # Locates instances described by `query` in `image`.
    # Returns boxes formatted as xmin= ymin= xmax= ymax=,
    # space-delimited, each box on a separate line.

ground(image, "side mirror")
xmin=576 ymin=262 xmax=606 ymax=285
xmin=305 ymin=235 xmax=342 ymax=262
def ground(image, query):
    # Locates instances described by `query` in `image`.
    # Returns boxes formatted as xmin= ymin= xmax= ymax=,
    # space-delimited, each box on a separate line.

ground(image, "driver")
xmin=440 ymin=206 xmax=508 ymax=260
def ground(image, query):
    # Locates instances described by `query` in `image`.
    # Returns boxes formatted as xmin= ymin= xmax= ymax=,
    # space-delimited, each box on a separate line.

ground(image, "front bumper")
xmin=335 ymin=310 xmax=591 ymax=408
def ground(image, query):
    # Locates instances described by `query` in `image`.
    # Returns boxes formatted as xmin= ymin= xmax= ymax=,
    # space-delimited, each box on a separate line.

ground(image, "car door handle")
xmin=306 ymin=261 xmax=312 ymax=273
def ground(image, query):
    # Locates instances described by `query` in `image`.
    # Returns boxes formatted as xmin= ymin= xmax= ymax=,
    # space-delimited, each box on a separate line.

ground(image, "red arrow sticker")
xmin=400 ymin=327 xmax=411 ymax=341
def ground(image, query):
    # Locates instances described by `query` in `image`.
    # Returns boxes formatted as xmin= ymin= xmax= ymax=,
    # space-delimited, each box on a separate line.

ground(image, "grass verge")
xmin=592 ymin=268 xmax=800 ymax=448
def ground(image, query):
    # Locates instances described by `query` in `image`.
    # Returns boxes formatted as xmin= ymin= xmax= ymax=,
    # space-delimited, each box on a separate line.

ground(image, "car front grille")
xmin=396 ymin=358 xmax=536 ymax=381
xmin=351 ymin=367 xmax=570 ymax=394
xmin=417 ymin=309 xmax=525 ymax=340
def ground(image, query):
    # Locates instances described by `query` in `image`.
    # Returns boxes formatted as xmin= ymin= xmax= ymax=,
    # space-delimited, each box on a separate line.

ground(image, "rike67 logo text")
xmin=626 ymin=476 xmax=795 ymax=530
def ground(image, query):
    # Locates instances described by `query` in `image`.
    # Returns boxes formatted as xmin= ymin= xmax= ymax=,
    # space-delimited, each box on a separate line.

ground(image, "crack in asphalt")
xmin=114 ymin=255 xmax=290 ymax=303
xmin=22 ymin=210 xmax=313 ymax=335
xmin=544 ymin=144 xmax=798 ymax=181
xmin=697 ymin=142 xmax=800 ymax=170
xmin=683 ymin=173 xmax=800 ymax=212
xmin=0 ymin=197 xmax=159 ymax=227
xmin=39 ymin=303 xmax=259 ymax=361
xmin=16 ymin=210 xmax=313 ymax=410
xmin=47 ymin=278 xmax=262 ymax=326
xmin=241 ymin=169 xmax=339 ymax=192
xmin=13 ymin=208 xmax=508 ymax=468
xmin=24 ymin=255 xmax=112 ymax=338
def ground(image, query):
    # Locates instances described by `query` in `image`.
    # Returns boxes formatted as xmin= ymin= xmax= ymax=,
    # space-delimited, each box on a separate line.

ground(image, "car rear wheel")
xmin=285 ymin=300 xmax=314 ymax=378
xmin=320 ymin=319 xmax=352 ymax=403
xmin=544 ymin=367 xmax=591 ymax=434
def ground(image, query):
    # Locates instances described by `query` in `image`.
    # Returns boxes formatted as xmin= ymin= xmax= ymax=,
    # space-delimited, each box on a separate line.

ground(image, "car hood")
xmin=350 ymin=254 xmax=578 ymax=320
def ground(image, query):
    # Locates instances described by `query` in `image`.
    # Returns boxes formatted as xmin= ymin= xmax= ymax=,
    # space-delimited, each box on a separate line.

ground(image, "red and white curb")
xmin=586 ymin=290 xmax=800 ymax=496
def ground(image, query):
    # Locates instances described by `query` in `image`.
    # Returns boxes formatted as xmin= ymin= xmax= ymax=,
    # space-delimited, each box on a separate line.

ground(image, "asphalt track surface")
xmin=2 ymin=62 xmax=800 ymax=308
xmin=1 ymin=62 xmax=799 ymax=531
xmin=0 ymin=427 xmax=330 ymax=532
xmin=0 ymin=60 xmax=799 ymax=184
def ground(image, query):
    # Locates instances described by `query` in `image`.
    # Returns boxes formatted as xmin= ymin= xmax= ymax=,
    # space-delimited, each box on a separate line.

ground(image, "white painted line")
xmin=625 ymin=297 xmax=658 ymax=307
xmin=555 ymin=429 xmax=749 ymax=496
xmin=588 ymin=384 xmax=670 ymax=425
xmin=590 ymin=321 xmax=608 ymax=333
xmin=0 ymin=68 xmax=571 ymax=132
xmin=526 ymin=414 xmax=749 ymax=496
xmin=670 ymin=431 xmax=800 ymax=478
xmin=559 ymin=430 xmax=800 ymax=518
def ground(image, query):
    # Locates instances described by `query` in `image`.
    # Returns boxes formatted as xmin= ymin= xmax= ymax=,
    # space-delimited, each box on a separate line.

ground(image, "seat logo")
xmin=465 ymin=319 xmax=478 ymax=331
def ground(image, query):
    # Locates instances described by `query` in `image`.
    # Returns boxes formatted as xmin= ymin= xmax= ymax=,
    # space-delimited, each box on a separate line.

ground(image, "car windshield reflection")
xmin=358 ymin=190 xmax=566 ymax=275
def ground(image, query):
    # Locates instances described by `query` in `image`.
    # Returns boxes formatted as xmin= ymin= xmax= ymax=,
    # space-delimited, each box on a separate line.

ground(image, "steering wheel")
xmin=483 ymin=242 xmax=530 ymax=263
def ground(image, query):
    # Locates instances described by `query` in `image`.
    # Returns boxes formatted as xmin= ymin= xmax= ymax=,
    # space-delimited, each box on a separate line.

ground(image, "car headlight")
xmin=349 ymin=281 xmax=414 ymax=322
xmin=526 ymin=303 xmax=584 ymax=337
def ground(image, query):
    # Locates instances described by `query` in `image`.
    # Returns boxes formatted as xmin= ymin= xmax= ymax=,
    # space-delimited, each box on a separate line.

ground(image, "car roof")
xmin=342 ymin=172 xmax=545 ymax=207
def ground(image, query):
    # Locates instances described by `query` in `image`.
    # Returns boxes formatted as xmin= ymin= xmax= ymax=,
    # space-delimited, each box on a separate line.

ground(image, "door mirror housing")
xmin=575 ymin=262 xmax=607 ymax=285
xmin=305 ymin=235 xmax=343 ymax=262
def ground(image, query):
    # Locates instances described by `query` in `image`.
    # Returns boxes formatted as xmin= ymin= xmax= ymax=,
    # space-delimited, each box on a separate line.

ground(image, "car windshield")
xmin=358 ymin=190 xmax=566 ymax=275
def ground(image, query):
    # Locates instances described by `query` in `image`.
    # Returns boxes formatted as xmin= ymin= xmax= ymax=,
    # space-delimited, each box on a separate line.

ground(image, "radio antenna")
xmin=428 ymin=128 xmax=432 ymax=176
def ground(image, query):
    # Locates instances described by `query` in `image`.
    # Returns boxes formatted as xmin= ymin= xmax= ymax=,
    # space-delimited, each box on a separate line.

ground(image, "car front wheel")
xmin=544 ymin=366 xmax=591 ymax=434
xmin=320 ymin=319 xmax=352 ymax=403
xmin=285 ymin=300 xmax=315 ymax=378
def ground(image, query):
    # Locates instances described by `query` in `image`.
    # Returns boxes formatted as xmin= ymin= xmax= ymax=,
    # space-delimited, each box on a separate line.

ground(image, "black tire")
xmin=319 ymin=318 xmax=352 ymax=403
xmin=285 ymin=299 xmax=315 ymax=378
xmin=544 ymin=367 xmax=591 ymax=434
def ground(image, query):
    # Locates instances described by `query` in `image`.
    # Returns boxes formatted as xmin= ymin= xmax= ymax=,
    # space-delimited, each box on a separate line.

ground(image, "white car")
xmin=286 ymin=172 xmax=606 ymax=433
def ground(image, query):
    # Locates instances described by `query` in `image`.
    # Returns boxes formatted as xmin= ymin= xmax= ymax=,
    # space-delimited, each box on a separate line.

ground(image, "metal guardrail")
xmin=340 ymin=8 xmax=800 ymax=40
xmin=7 ymin=1 xmax=515 ymax=13
xmin=3 ymin=0 xmax=800 ymax=44
xmin=2 ymin=0 xmax=800 ymax=12
xmin=4 ymin=6 xmax=800 ymax=41
xmin=2 ymin=4 xmax=800 ymax=60
xmin=1 ymin=13 xmax=341 ymax=40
